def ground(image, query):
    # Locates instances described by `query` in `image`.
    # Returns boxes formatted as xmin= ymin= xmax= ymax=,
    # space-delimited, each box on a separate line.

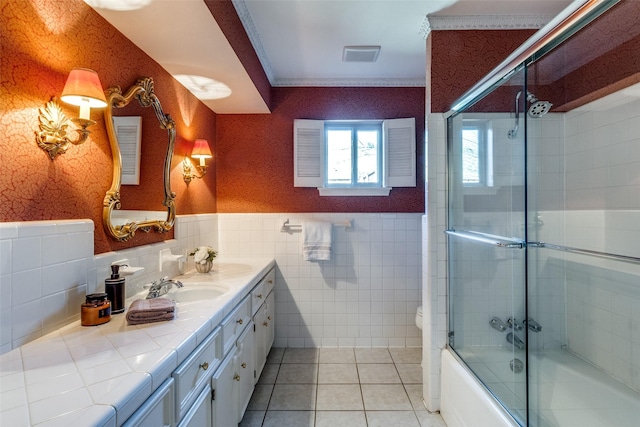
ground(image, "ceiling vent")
xmin=342 ymin=45 xmax=381 ymax=62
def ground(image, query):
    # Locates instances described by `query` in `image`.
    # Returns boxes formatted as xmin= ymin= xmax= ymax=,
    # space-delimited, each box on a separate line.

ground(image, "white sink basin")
xmin=168 ymin=286 xmax=228 ymax=303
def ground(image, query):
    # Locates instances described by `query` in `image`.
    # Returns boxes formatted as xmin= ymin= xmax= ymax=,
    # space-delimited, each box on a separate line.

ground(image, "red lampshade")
xmin=192 ymin=139 xmax=212 ymax=159
xmin=60 ymin=68 xmax=107 ymax=108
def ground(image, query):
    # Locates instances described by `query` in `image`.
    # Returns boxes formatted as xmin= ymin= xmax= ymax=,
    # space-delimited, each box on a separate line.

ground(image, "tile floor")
xmin=239 ymin=348 xmax=447 ymax=427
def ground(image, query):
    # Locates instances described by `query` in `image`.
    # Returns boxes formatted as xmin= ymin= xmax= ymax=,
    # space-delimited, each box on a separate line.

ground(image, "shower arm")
xmin=507 ymin=91 xmax=522 ymax=140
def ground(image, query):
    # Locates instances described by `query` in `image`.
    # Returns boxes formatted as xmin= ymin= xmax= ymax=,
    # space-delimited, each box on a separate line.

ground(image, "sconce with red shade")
xmin=36 ymin=68 xmax=108 ymax=160
xmin=183 ymin=139 xmax=212 ymax=184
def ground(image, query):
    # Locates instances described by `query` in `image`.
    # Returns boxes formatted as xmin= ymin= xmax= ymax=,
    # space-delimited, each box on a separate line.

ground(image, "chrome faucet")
xmin=523 ymin=317 xmax=542 ymax=332
xmin=507 ymin=332 xmax=525 ymax=350
xmin=507 ymin=317 xmax=524 ymax=331
xmin=145 ymin=277 xmax=184 ymax=299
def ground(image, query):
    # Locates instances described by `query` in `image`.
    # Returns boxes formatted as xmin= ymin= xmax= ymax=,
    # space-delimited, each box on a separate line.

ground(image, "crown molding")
xmin=272 ymin=78 xmax=426 ymax=88
xmin=420 ymin=14 xmax=555 ymax=38
xmin=232 ymin=0 xmax=276 ymax=85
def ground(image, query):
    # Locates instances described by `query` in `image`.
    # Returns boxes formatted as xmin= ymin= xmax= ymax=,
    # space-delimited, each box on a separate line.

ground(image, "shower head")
xmin=526 ymin=92 xmax=552 ymax=117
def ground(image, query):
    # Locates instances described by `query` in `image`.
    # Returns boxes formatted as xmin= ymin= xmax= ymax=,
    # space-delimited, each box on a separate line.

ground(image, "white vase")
xmin=195 ymin=260 xmax=212 ymax=273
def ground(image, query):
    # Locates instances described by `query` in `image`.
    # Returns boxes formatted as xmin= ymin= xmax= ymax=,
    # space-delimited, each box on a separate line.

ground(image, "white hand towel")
xmin=302 ymin=220 xmax=332 ymax=261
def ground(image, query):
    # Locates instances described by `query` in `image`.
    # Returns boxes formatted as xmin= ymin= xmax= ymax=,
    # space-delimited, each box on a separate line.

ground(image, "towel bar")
xmin=280 ymin=218 xmax=352 ymax=232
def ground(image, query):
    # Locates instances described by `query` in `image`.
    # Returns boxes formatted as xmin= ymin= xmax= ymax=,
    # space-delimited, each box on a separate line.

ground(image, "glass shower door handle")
xmin=445 ymin=229 xmax=525 ymax=248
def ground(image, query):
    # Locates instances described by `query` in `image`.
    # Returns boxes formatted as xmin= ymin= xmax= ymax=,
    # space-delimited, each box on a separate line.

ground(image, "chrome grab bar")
xmin=528 ymin=242 xmax=640 ymax=265
xmin=445 ymin=229 xmax=524 ymax=249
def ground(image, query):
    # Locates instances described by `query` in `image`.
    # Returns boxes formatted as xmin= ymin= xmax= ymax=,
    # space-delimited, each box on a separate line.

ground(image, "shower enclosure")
xmin=445 ymin=1 xmax=640 ymax=426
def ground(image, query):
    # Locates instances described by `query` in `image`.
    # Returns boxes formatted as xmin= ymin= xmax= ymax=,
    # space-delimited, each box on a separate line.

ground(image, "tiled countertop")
xmin=0 ymin=258 xmax=275 ymax=427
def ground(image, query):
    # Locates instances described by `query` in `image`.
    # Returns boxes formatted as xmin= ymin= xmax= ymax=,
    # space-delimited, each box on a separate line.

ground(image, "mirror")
xmin=103 ymin=77 xmax=176 ymax=241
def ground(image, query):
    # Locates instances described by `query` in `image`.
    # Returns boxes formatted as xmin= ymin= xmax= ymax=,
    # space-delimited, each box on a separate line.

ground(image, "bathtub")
xmin=441 ymin=347 xmax=640 ymax=427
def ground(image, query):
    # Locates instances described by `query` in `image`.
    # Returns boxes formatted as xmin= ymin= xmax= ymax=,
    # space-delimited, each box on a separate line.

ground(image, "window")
xmin=326 ymin=123 xmax=381 ymax=187
xmin=461 ymin=121 xmax=493 ymax=188
xmin=294 ymin=118 xmax=416 ymax=196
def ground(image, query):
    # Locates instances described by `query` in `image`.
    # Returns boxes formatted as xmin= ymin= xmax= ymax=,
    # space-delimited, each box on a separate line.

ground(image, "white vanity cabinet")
xmin=120 ymin=265 xmax=275 ymax=427
xmin=172 ymin=327 xmax=221 ymax=423
xmin=211 ymin=319 xmax=255 ymax=426
xmin=252 ymin=269 xmax=275 ymax=384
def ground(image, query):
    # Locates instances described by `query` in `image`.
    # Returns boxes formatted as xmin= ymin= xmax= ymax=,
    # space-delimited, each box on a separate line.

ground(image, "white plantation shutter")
xmin=383 ymin=118 xmax=416 ymax=187
xmin=113 ymin=116 xmax=142 ymax=185
xmin=294 ymin=119 xmax=324 ymax=187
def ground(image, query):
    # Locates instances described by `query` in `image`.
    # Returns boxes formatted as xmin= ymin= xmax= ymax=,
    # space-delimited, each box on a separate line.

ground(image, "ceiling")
xmin=86 ymin=0 xmax=574 ymax=114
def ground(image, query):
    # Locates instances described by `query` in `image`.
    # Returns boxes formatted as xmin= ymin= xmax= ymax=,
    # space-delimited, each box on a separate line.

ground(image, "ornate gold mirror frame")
xmin=103 ymin=77 xmax=176 ymax=241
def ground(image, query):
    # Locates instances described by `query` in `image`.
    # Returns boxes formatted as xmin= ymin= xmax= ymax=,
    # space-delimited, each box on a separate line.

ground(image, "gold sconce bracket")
xmin=182 ymin=158 xmax=207 ymax=185
xmin=35 ymin=99 xmax=94 ymax=160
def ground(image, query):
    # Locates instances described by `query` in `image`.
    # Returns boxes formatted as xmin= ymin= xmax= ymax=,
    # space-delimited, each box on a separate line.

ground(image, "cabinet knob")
xmin=257 ymin=294 xmax=263 ymax=299
xmin=263 ymin=321 xmax=269 ymax=327
xmin=199 ymin=362 xmax=209 ymax=371
xmin=267 ymin=316 xmax=272 ymax=321
xmin=241 ymin=362 xmax=247 ymax=369
xmin=268 ymin=280 xmax=273 ymax=284
xmin=234 ymin=374 xmax=241 ymax=381
xmin=236 ymin=318 xmax=243 ymax=325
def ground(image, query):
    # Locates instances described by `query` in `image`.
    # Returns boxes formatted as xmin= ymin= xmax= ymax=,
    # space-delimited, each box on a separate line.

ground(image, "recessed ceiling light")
xmin=342 ymin=46 xmax=381 ymax=62
xmin=174 ymin=75 xmax=232 ymax=100
xmin=83 ymin=0 xmax=151 ymax=11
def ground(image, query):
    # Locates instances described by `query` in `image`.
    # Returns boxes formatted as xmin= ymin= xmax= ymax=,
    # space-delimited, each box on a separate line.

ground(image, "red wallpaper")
xmin=215 ymin=87 xmax=426 ymax=213
xmin=429 ymin=30 xmax=536 ymax=113
xmin=0 ymin=0 xmax=217 ymax=255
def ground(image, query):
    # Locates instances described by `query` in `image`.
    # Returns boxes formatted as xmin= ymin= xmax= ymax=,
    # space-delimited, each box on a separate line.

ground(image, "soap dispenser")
xmin=105 ymin=264 xmax=126 ymax=314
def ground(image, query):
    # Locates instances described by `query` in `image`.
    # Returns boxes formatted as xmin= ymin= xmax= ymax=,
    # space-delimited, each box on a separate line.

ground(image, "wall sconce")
xmin=183 ymin=139 xmax=212 ymax=184
xmin=36 ymin=68 xmax=107 ymax=160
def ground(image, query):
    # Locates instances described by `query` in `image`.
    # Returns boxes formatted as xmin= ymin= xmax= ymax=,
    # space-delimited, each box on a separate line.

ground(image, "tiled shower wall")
xmin=216 ymin=213 xmax=423 ymax=348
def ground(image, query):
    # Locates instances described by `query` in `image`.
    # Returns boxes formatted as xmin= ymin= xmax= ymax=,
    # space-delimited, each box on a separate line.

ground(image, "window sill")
xmin=317 ymin=187 xmax=392 ymax=196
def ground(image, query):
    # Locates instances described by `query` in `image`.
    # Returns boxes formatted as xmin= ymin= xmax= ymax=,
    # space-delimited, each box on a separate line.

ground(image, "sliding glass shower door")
xmin=447 ymin=67 xmax=529 ymax=425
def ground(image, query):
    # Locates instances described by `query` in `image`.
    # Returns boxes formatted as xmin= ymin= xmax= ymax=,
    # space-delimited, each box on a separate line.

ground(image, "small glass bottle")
xmin=81 ymin=293 xmax=111 ymax=326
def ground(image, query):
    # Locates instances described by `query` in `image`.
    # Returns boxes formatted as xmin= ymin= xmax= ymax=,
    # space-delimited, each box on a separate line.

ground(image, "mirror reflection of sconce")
xmin=35 ymin=68 xmax=107 ymax=160
xmin=182 ymin=139 xmax=212 ymax=184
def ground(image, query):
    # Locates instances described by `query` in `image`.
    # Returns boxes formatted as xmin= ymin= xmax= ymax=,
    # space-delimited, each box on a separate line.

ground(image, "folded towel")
xmin=126 ymin=298 xmax=176 ymax=325
xmin=302 ymin=220 xmax=332 ymax=261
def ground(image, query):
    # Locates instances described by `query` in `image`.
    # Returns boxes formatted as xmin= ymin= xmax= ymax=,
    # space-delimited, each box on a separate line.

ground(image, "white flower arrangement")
xmin=189 ymin=246 xmax=218 ymax=264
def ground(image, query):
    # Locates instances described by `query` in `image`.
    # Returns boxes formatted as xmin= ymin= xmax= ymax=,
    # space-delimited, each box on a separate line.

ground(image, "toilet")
xmin=415 ymin=306 xmax=423 ymax=330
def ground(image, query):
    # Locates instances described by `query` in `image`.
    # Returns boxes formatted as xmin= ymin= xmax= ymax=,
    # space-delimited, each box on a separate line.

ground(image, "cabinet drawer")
xmin=123 ymin=378 xmax=174 ymax=427
xmin=172 ymin=327 xmax=220 ymax=424
xmin=221 ymin=296 xmax=251 ymax=356
xmin=251 ymin=269 xmax=275 ymax=316
xmin=177 ymin=383 xmax=212 ymax=427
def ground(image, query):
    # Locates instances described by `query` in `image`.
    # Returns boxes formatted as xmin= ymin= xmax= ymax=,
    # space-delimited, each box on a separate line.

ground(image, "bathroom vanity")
xmin=0 ymin=258 xmax=275 ymax=427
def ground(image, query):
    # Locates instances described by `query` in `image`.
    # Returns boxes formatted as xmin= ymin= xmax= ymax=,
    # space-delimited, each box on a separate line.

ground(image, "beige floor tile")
xmin=316 ymin=384 xmax=364 ymax=410
xmin=268 ymin=384 xmax=317 ymax=410
xmin=266 ymin=347 xmax=285 ymax=364
xmin=263 ymin=410 xmax=315 ymax=427
xmin=276 ymin=363 xmax=318 ymax=384
xmin=396 ymin=363 xmax=423 ymax=384
xmin=282 ymin=348 xmax=319 ymax=364
xmin=361 ymin=384 xmax=413 ymax=410
xmin=366 ymin=410 xmax=420 ymax=427
xmin=355 ymin=348 xmax=393 ymax=363
xmin=247 ymin=384 xmax=273 ymax=410
xmin=404 ymin=384 xmax=426 ymax=410
xmin=389 ymin=347 xmax=422 ymax=364
xmin=239 ymin=410 xmax=265 ymax=427
xmin=317 ymin=363 xmax=359 ymax=384
xmin=415 ymin=410 xmax=448 ymax=427
xmin=315 ymin=411 xmax=367 ymax=427
xmin=358 ymin=363 xmax=401 ymax=383
xmin=257 ymin=363 xmax=280 ymax=385
xmin=319 ymin=348 xmax=356 ymax=363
